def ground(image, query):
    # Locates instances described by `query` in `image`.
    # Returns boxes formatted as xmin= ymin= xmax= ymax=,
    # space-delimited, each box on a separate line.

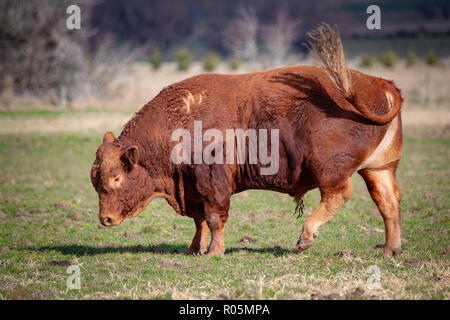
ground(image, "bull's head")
xmin=90 ymin=132 xmax=154 ymax=226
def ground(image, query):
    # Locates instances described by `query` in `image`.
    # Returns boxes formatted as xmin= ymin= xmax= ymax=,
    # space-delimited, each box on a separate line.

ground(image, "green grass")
xmin=0 ymin=129 xmax=448 ymax=300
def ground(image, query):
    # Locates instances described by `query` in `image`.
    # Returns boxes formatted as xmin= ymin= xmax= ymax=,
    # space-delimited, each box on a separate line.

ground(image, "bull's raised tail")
xmin=307 ymin=23 xmax=401 ymax=125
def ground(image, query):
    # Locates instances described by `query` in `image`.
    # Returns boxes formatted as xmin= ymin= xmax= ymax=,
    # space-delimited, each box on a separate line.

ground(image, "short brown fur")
xmin=90 ymin=24 xmax=403 ymax=258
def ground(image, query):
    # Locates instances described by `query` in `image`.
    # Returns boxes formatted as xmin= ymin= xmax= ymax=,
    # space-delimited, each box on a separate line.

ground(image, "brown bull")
xmin=91 ymin=24 xmax=403 ymax=258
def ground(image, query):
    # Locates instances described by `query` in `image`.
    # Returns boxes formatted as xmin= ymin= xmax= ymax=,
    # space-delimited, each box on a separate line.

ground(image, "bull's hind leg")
xmin=187 ymin=218 xmax=209 ymax=255
xmin=296 ymin=179 xmax=353 ymax=251
xmin=359 ymin=167 xmax=402 ymax=257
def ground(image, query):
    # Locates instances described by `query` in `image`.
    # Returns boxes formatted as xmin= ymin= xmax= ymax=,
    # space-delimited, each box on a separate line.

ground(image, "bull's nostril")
xmin=100 ymin=215 xmax=118 ymax=226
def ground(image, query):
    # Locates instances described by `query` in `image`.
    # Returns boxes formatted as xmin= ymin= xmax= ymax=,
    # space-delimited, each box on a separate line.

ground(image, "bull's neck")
xmin=116 ymin=127 xmax=183 ymax=215
xmin=117 ymin=97 xmax=185 ymax=175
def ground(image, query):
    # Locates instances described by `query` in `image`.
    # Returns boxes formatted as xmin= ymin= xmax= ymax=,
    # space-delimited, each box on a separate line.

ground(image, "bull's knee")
xmin=205 ymin=213 xmax=227 ymax=257
xmin=206 ymin=214 xmax=222 ymax=229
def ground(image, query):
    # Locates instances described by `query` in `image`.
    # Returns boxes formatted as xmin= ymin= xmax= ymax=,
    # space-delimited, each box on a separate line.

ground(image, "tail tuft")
xmin=306 ymin=23 xmax=352 ymax=100
xmin=306 ymin=23 xmax=401 ymax=125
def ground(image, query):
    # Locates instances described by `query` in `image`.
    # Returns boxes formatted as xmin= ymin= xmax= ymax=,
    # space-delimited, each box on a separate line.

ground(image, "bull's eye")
xmin=109 ymin=174 xmax=123 ymax=189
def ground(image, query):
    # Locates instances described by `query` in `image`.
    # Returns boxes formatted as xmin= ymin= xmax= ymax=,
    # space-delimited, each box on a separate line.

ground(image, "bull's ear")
xmin=121 ymin=146 xmax=139 ymax=170
xmin=103 ymin=132 xmax=116 ymax=144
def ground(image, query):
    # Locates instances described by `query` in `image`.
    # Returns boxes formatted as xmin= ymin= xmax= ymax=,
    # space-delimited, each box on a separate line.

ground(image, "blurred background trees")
xmin=0 ymin=1 xmax=89 ymax=98
xmin=0 ymin=0 xmax=449 ymax=109
xmin=224 ymin=7 xmax=259 ymax=62
xmin=0 ymin=0 xmax=145 ymax=104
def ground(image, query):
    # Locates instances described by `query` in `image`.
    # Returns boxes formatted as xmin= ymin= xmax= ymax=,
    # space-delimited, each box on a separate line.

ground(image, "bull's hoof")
xmin=295 ymin=238 xmax=314 ymax=252
xmin=187 ymin=247 xmax=207 ymax=256
xmin=205 ymin=249 xmax=225 ymax=257
xmin=382 ymin=246 xmax=403 ymax=258
xmin=375 ymin=243 xmax=403 ymax=257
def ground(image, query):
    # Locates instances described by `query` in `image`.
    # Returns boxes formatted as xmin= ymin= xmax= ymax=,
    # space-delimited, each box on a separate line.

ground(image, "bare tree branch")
xmin=224 ymin=7 xmax=259 ymax=60
xmin=262 ymin=8 xmax=302 ymax=67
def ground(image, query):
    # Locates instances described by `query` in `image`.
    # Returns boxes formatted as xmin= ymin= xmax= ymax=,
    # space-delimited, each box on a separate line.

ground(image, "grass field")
xmin=0 ymin=111 xmax=449 ymax=300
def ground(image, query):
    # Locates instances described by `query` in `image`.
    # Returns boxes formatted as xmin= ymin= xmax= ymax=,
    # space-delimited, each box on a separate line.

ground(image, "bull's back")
xmin=152 ymin=66 xmax=401 ymax=191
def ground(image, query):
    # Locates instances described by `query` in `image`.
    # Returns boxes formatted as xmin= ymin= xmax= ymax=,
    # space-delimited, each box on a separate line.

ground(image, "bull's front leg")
xmin=204 ymin=208 xmax=229 ymax=257
xmin=193 ymin=164 xmax=231 ymax=257
xmin=187 ymin=218 xmax=209 ymax=256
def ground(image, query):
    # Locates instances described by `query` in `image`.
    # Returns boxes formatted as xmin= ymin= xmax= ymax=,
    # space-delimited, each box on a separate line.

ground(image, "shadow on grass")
xmin=22 ymin=244 xmax=292 ymax=257
xmin=22 ymin=243 xmax=187 ymax=256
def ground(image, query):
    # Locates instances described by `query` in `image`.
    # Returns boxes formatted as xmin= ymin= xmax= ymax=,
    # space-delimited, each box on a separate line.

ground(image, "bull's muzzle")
xmin=99 ymin=214 xmax=122 ymax=226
